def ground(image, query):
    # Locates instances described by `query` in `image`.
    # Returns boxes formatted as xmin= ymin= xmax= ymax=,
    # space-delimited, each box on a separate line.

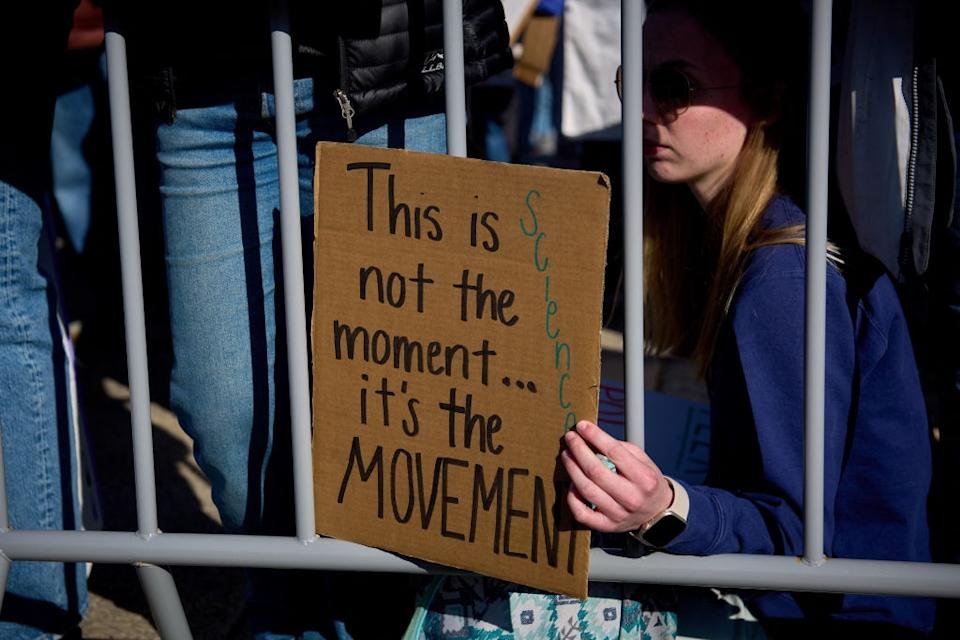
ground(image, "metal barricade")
xmin=1 ymin=1 xmax=959 ymax=638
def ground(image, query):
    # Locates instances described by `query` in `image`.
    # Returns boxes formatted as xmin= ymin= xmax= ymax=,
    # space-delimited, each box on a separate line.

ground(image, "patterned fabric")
xmin=406 ymin=576 xmax=678 ymax=640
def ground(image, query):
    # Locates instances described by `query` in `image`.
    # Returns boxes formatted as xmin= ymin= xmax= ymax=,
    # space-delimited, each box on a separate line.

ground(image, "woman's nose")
xmin=641 ymin=80 xmax=658 ymax=123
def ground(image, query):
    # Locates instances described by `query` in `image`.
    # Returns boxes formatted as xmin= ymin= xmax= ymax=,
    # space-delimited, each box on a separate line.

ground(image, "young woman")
xmin=561 ymin=0 xmax=935 ymax=636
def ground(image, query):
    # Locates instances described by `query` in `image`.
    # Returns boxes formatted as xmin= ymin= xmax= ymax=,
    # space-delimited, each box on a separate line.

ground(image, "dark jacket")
xmin=116 ymin=1 xmax=512 ymax=127
xmin=670 ymin=196 xmax=934 ymax=634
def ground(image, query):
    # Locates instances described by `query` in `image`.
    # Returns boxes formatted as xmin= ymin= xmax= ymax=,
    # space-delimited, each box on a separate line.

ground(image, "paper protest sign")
xmin=311 ymin=142 xmax=610 ymax=598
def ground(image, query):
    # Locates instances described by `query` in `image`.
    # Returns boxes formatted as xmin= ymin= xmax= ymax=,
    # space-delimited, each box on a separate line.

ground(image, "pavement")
xmin=77 ymin=372 xmax=248 ymax=639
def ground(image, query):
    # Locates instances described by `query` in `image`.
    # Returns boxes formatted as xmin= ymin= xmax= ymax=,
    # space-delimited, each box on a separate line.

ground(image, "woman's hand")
xmin=560 ymin=420 xmax=674 ymax=533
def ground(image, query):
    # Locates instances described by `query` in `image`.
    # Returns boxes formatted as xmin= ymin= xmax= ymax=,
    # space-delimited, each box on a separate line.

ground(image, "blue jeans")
xmin=0 ymin=181 xmax=88 ymax=639
xmin=51 ymin=53 xmax=108 ymax=254
xmin=156 ymin=78 xmax=445 ymax=638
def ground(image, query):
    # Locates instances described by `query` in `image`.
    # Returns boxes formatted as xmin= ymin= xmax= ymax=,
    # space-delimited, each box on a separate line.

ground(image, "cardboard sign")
xmin=514 ymin=15 xmax=561 ymax=87
xmin=502 ymin=0 xmax=539 ymax=43
xmin=311 ymin=143 xmax=610 ymax=598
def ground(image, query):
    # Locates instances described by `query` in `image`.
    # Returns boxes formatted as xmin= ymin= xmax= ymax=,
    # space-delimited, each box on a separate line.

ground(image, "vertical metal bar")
xmin=0 ymin=555 xmax=9 ymax=612
xmin=137 ymin=563 xmax=194 ymax=640
xmin=622 ymin=0 xmax=645 ymax=447
xmin=442 ymin=0 xmax=467 ymax=157
xmin=105 ymin=21 xmax=192 ymax=637
xmin=270 ymin=0 xmax=316 ymax=542
xmin=104 ymin=28 xmax=159 ymax=537
xmin=803 ymin=0 xmax=832 ymax=567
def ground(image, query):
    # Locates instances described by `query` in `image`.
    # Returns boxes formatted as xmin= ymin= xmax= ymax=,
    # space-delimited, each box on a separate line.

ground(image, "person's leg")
xmin=51 ymin=56 xmax=101 ymax=255
xmin=0 ymin=181 xmax=87 ymax=639
xmin=157 ymin=74 xmax=448 ymax=637
xmin=155 ymin=95 xmax=283 ymax=535
xmin=242 ymin=81 xmax=449 ymax=640
xmin=0 ymin=5 xmax=88 ymax=637
xmin=158 ymin=84 xmax=335 ymax=640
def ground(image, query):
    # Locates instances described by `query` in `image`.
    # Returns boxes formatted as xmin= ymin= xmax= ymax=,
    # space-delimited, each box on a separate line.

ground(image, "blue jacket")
xmin=666 ymin=196 xmax=935 ymax=633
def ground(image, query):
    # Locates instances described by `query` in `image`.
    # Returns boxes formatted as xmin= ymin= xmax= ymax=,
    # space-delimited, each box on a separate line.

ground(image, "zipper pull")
xmin=334 ymin=89 xmax=358 ymax=142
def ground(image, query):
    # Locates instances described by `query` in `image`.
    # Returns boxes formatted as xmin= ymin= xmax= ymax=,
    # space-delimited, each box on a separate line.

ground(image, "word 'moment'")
xmin=332 ymin=321 xmax=496 ymax=385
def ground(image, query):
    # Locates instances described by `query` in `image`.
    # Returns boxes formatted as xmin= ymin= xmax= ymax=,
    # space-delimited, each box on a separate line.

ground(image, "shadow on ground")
xmin=75 ymin=356 xmax=248 ymax=639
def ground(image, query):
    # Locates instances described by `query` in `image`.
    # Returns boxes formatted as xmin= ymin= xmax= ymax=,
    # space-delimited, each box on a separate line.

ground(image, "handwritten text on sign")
xmin=311 ymin=143 xmax=610 ymax=598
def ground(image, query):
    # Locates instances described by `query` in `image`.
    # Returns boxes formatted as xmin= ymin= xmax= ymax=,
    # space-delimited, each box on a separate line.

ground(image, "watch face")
xmin=641 ymin=513 xmax=687 ymax=548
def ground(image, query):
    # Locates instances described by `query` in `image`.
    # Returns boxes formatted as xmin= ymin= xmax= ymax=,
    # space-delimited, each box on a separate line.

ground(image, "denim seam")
xmin=0 ymin=187 xmax=55 ymax=530
xmin=0 ymin=185 xmax=12 ymax=294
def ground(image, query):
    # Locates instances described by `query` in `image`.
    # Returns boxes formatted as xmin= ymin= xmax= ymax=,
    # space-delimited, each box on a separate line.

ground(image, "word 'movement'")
xmin=336 ymin=435 xmax=578 ymax=574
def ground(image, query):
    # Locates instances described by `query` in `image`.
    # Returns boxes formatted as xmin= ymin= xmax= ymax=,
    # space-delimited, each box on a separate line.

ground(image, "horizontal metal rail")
xmin=2 ymin=530 xmax=960 ymax=599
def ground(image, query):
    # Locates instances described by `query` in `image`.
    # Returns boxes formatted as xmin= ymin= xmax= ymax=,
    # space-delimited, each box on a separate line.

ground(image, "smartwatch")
xmin=628 ymin=476 xmax=689 ymax=549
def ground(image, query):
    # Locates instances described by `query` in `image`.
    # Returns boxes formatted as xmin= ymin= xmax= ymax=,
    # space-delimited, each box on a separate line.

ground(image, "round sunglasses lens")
xmin=650 ymin=68 xmax=690 ymax=114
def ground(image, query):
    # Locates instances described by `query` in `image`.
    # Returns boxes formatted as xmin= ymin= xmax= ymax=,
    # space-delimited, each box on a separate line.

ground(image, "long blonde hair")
xmin=644 ymin=123 xmax=804 ymax=373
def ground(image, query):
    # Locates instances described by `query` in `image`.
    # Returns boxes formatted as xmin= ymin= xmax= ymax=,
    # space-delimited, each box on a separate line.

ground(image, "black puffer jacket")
xmin=117 ymin=1 xmax=512 ymax=129
xmin=314 ymin=1 xmax=510 ymax=120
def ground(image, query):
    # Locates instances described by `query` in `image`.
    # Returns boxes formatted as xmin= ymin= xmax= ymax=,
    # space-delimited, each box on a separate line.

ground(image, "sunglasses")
xmin=615 ymin=64 xmax=743 ymax=116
